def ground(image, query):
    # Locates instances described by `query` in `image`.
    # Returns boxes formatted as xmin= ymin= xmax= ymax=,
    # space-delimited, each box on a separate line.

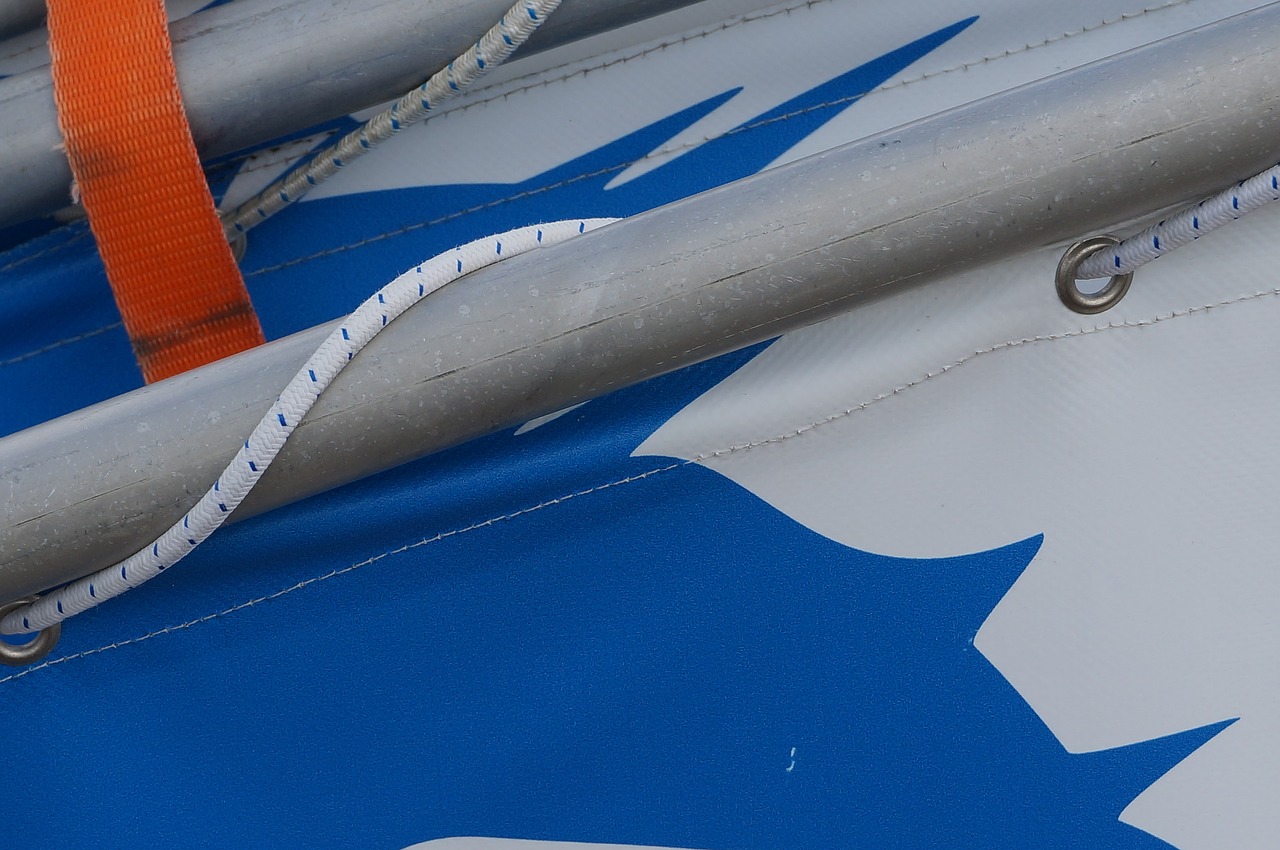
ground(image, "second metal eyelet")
xmin=0 ymin=596 xmax=61 ymax=667
xmin=1055 ymin=235 xmax=1134 ymax=315
xmin=228 ymin=229 xmax=248 ymax=263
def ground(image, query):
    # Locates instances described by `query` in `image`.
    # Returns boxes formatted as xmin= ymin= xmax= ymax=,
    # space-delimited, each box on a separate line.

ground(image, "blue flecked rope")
xmin=222 ymin=0 xmax=563 ymax=237
xmin=1 ymin=218 xmax=617 ymax=636
xmin=1077 ymin=162 xmax=1280 ymax=279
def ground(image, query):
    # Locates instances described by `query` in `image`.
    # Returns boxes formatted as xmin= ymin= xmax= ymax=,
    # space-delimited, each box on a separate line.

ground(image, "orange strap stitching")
xmin=47 ymin=0 xmax=265 ymax=384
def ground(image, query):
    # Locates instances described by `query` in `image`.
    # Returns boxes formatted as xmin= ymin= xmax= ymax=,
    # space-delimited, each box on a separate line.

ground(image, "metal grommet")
xmin=218 ymin=209 xmax=248 ymax=263
xmin=228 ymin=228 xmax=248 ymax=263
xmin=1055 ymin=235 xmax=1134 ymax=315
xmin=0 ymin=596 xmax=61 ymax=667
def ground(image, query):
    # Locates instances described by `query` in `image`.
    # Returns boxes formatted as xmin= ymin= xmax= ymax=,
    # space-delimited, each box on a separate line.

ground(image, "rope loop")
xmin=1055 ymin=235 xmax=1134 ymax=314
xmin=1074 ymin=162 xmax=1280 ymax=281
xmin=0 ymin=219 xmax=618 ymax=651
xmin=0 ymin=597 xmax=60 ymax=666
xmin=1057 ymin=162 xmax=1278 ymax=312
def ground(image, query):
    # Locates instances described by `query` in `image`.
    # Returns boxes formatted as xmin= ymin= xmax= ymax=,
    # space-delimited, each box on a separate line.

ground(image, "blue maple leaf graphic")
xmin=0 ymin=19 xmax=1230 ymax=846
xmin=0 ymin=16 xmax=979 ymax=435
xmin=234 ymin=16 xmax=980 ymax=338
xmin=0 ymin=346 xmax=1228 ymax=848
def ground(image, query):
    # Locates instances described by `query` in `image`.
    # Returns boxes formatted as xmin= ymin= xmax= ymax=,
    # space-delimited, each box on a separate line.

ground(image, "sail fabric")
xmin=1 ymin=1 xmax=1277 ymax=847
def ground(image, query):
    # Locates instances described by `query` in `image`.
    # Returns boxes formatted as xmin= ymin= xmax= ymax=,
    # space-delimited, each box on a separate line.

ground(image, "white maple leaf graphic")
xmin=638 ymin=208 xmax=1280 ymax=850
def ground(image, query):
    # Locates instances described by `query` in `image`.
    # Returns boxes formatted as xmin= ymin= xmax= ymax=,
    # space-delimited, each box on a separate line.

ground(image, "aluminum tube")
xmin=0 ymin=0 xmax=43 ymax=41
xmin=0 ymin=0 xmax=707 ymax=228
xmin=3 ymin=5 xmax=1279 ymax=603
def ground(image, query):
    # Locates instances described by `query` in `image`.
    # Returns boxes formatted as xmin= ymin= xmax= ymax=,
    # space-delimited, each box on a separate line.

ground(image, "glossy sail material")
xmin=0 ymin=1 xmax=1275 ymax=847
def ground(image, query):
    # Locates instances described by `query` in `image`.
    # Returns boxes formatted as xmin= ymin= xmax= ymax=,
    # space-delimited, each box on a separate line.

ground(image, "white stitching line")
xmin=871 ymin=0 xmax=1200 ymax=94
xmin=0 ymin=229 xmax=92 ymax=275
xmin=236 ymin=85 xmax=885 ymax=277
xmin=0 ymin=0 xmax=1208 ymax=365
xmin=5 ymin=284 xmax=1277 ymax=686
xmin=426 ymin=0 xmax=1198 ymax=128
xmin=701 ymin=288 xmax=1280 ymax=457
xmin=1 ymin=72 xmax=873 ymax=366
xmin=0 ymin=462 xmax=685 ymax=685
xmin=5 ymin=78 xmax=866 ymax=366
xmin=442 ymin=0 xmax=840 ymax=112
xmin=0 ymin=322 xmax=123 ymax=367
xmin=238 ymin=0 xmax=1204 ymax=271
xmin=150 ymin=0 xmax=840 ymax=180
xmin=0 ymin=0 xmax=1213 ymax=280
xmin=188 ymin=0 xmax=1204 ymax=177
xmin=603 ymin=0 xmax=1202 ymax=166
xmin=214 ymin=133 xmax=339 ymax=181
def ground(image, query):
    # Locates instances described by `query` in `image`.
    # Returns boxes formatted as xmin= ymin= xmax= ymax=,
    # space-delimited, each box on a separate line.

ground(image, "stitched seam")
xmin=446 ymin=0 xmax=841 ymax=112
xmin=243 ymin=83 xmax=939 ymax=276
xmin=217 ymin=132 xmax=341 ymax=180
xmin=3 ymin=155 xmax=622 ymax=362
xmin=140 ymin=0 xmax=840 ymax=181
xmin=2 ymin=165 xmax=621 ymax=364
xmin=191 ymin=0 xmax=1200 ymax=177
xmin=875 ymin=0 xmax=1198 ymax=90
xmin=1 ymin=0 xmax=1189 ymax=183
xmin=586 ymin=0 xmax=1198 ymax=167
xmin=0 ymin=0 xmax=1205 ymax=363
xmin=0 ymin=322 xmax=123 ymax=367
xmin=0 ymin=0 xmax=1202 ymax=286
xmin=0 ymin=229 xmax=92 ymax=275
xmin=243 ymin=0 xmax=1200 ymax=276
xmin=245 ymin=163 xmax=624 ymax=277
xmin=238 ymin=78 xmax=957 ymax=277
xmin=0 ymin=462 xmax=685 ymax=685
xmin=4 ymin=285 xmax=1274 ymax=685
xmin=420 ymin=0 xmax=1197 ymax=129
xmin=701 ymin=288 xmax=1280 ymax=458
xmin=0 ymin=43 xmax=43 ymax=66
xmin=116 ymin=0 xmax=839 ymax=179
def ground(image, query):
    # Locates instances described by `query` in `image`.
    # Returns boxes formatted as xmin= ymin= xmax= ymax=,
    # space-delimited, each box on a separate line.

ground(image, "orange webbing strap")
xmin=46 ymin=0 xmax=265 ymax=384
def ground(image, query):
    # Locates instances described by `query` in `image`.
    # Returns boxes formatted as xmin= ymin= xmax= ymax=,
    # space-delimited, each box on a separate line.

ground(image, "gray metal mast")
xmin=2 ymin=4 xmax=1278 ymax=603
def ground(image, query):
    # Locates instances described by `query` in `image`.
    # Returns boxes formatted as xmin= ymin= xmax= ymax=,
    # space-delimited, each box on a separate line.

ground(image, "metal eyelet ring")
xmin=228 ymin=228 xmax=248 ymax=263
xmin=0 ymin=596 xmax=61 ymax=667
xmin=217 ymin=209 xmax=248 ymax=263
xmin=1055 ymin=235 xmax=1134 ymax=315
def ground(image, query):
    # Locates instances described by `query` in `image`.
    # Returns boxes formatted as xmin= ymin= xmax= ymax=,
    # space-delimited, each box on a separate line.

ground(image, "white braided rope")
xmin=223 ymin=0 xmax=562 ymax=237
xmin=1 ymin=218 xmax=616 ymax=636
xmin=1077 ymin=162 xmax=1280 ymax=279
